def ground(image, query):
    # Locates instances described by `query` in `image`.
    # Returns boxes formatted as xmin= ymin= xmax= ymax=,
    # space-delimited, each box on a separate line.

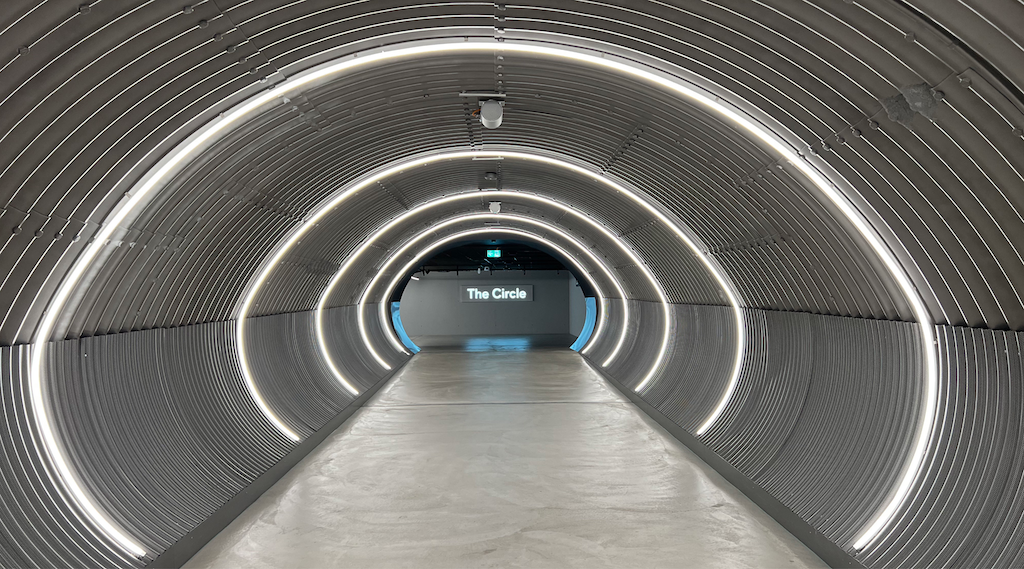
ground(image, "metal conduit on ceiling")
xmin=0 ymin=1 xmax=1022 ymax=568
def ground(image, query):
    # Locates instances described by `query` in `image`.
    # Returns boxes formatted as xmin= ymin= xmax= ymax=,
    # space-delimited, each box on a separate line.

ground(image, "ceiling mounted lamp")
xmin=479 ymin=99 xmax=504 ymax=129
xmin=460 ymin=92 xmax=506 ymax=129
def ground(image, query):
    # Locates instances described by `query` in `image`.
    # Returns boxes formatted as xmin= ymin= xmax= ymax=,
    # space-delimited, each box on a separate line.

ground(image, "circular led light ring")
xmin=24 ymin=43 xmax=733 ymax=557
xmin=368 ymin=207 xmax=634 ymax=364
xmin=356 ymin=212 xmax=614 ymax=369
xmin=315 ymin=190 xmax=645 ymax=385
xmin=350 ymin=213 xmax=628 ymax=371
xmin=319 ymin=193 xmax=638 ymax=388
xmin=374 ymin=227 xmax=612 ymax=350
xmin=29 ymin=38 xmax=934 ymax=554
xmin=368 ymin=214 xmax=624 ymax=363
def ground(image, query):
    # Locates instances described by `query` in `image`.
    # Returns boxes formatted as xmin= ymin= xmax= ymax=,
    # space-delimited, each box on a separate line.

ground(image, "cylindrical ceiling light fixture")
xmin=480 ymin=99 xmax=503 ymax=129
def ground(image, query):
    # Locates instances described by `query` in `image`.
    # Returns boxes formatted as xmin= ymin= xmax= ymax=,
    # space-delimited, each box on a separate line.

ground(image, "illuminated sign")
xmin=486 ymin=249 xmax=501 ymax=258
xmin=462 ymin=284 xmax=533 ymax=302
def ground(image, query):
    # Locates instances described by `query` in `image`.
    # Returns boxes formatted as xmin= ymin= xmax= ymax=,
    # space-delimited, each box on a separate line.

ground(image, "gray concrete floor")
xmin=185 ymin=345 xmax=827 ymax=568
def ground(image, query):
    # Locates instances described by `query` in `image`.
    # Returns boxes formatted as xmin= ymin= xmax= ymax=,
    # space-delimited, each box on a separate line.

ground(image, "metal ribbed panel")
xmin=27 ymin=310 xmax=402 ymax=565
xmin=750 ymin=316 xmax=922 ymax=547
xmin=245 ymin=311 xmax=357 ymax=436
xmin=597 ymin=300 xmax=668 ymax=389
xmin=45 ymin=322 xmax=294 ymax=556
xmin=704 ymin=310 xmax=814 ymax=476
xmin=321 ymin=305 xmax=405 ymax=392
xmin=0 ymin=344 xmax=139 ymax=569
xmin=590 ymin=305 xmax=932 ymax=561
xmin=0 ymin=0 xmax=1020 ymax=343
xmin=0 ymin=2 xmax=1022 ymax=568
xmin=639 ymin=304 xmax=740 ymax=432
xmin=863 ymin=325 xmax=1024 ymax=569
xmin=576 ymin=300 xmax=624 ymax=359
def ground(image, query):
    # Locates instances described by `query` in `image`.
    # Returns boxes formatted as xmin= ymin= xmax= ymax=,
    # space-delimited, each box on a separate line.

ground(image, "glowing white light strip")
xmin=351 ymin=213 xmax=623 ymax=364
xmin=30 ymin=38 xmax=933 ymax=552
xmin=27 ymin=344 xmax=148 ymax=557
xmin=372 ymin=226 xmax=610 ymax=348
xmin=315 ymin=191 xmax=640 ymax=378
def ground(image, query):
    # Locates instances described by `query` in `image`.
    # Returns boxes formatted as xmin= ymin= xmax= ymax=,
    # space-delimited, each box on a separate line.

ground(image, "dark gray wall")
xmin=400 ymin=270 xmax=572 ymax=336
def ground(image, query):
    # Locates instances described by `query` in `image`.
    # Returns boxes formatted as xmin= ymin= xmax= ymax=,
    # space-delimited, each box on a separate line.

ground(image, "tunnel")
xmin=0 ymin=1 xmax=1022 ymax=567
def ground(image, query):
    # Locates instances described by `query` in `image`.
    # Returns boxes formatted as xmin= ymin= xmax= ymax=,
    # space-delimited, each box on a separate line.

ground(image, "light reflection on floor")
xmin=411 ymin=334 xmax=576 ymax=352
xmin=463 ymin=337 xmax=533 ymax=351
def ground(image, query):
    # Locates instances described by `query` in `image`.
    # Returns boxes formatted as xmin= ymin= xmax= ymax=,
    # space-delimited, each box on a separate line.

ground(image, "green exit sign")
xmin=486 ymin=249 xmax=501 ymax=258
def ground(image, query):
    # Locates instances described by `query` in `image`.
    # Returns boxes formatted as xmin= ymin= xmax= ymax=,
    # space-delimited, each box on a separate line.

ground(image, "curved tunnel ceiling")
xmin=1 ymin=2 xmax=1023 ymax=568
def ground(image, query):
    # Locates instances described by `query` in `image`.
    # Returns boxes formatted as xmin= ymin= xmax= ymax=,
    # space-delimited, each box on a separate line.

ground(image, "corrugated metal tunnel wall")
xmin=0 ymin=1 xmax=1022 ymax=567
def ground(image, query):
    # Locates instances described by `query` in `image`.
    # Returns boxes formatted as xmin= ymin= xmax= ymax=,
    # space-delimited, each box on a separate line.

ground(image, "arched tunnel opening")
xmin=391 ymin=239 xmax=596 ymax=351
xmin=1 ymin=2 xmax=1023 ymax=568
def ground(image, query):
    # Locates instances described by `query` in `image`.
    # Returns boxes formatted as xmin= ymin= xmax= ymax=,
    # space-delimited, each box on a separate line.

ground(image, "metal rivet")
xmin=18 ymin=46 xmax=29 ymax=55
xmin=54 ymin=232 xmax=63 ymax=240
xmin=183 ymin=5 xmax=194 ymax=14
xmin=259 ymin=76 xmax=268 ymax=83
xmin=249 ymin=67 xmax=258 ymax=74
xmin=822 ymin=142 xmax=832 ymax=151
xmin=851 ymin=128 xmax=862 ymax=137
xmin=198 ymin=19 xmax=209 ymax=29
xmin=72 ymin=234 xmax=81 ymax=242
xmin=214 ymin=32 xmax=224 ymax=41
xmin=959 ymin=76 xmax=972 ymax=87
xmin=869 ymin=120 xmax=880 ymax=130
xmin=226 ymin=44 xmax=237 ymax=53
xmin=34 ymin=229 xmax=43 ymax=237
xmin=904 ymin=32 xmax=915 ymax=42
xmin=933 ymin=90 xmax=945 ymax=100
xmin=1012 ymin=126 xmax=1023 ymax=137
xmin=79 ymin=4 xmax=91 ymax=14
xmin=836 ymin=135 xmax=846 ymax=144
xmin=12 ymin=227 xmax=21 ymax=235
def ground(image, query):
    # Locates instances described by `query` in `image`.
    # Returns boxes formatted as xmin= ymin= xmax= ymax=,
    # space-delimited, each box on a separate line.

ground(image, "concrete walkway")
xmin=185 ymin=346 xmax=826 ymax=568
